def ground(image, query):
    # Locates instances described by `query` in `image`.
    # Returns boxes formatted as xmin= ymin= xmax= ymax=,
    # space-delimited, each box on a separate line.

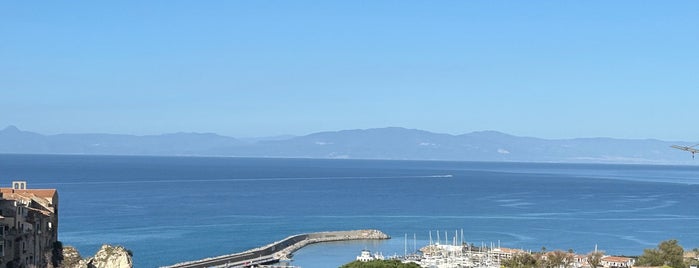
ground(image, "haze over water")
xmin=1 ymin=154 xmax=698 ymax=267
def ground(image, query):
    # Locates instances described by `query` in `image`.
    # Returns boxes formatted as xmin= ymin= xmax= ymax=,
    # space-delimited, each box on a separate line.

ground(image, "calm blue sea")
xmin=0 ymin=154 xmax=698 ymax=267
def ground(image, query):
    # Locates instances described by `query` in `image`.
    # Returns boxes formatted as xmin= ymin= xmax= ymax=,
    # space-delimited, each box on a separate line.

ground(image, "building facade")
xmin=601 ymin=256 xmax=635 ymax=268
xmin=0 ymin=181 xmax=58 ymax=268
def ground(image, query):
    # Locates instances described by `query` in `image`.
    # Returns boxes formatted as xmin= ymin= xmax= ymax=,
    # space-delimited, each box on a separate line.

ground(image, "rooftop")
xmin=602 ymin=256 xmax=633 ymax=262
xmin=0 ymin=188 xmax=57 ymax=200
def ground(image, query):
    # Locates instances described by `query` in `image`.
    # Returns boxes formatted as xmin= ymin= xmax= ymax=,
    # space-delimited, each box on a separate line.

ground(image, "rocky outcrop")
xmin=60 ymin=246 xmax=83 ymax=268
xmin=61 ymin=245 xmax=133 ymax=268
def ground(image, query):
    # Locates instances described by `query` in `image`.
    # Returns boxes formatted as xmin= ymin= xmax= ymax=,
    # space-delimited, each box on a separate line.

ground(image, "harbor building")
xmin=356 ymin=249 xmax=385 ymax=262
xmin=0 ymin=181 xmax=59 ymax=268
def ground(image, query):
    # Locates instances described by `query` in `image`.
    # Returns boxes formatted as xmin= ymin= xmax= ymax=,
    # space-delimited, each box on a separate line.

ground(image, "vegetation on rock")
xmin=58 ymin=244 xmax=133 ymax=268
xmin=58 ymin=246 xmax=83 ymax=268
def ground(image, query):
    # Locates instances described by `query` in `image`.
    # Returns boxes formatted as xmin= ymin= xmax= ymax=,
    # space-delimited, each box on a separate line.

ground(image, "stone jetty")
xmin=163 ymin=229 xmax=389 ymax=268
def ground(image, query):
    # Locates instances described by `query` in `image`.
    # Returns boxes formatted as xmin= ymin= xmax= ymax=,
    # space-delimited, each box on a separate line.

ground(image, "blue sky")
xmin=1 ymin=1 xmax=698 ymax=140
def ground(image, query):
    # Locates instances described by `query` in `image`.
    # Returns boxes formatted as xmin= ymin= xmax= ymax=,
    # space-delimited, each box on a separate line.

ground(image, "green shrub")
xmin=340 ymin=260 xmax=421 ymax=268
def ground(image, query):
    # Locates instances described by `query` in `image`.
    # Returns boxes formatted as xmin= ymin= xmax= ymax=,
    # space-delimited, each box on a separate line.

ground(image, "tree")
xmin=340 ymin=260 xmax=421 ymax=268
xmin=547 ymin=250 xmax=575 ymax=268
xmin=659 ymin=240 xmax=685 ymax=268
xmin=547 ymin=251 xmax=565 ymax=268
xmin=502 ymin=252 xmax=539 ymax=268
xmin=638 ymin=248 xmax=663 ymax=266
xmin=562 ymin=251 xmax=576 ymax=268
xmin=586 ymin=250 xmax=604 ymax=268
xmin=688 ymin=248 xmax=699 ymax=266
xmin=637 ymin=239 xmax=686 ymax=268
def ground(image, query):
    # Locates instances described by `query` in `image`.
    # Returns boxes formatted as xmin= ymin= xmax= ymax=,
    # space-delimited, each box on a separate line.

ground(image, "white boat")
xmin=356 ymin=249 xmax=385 ymax=262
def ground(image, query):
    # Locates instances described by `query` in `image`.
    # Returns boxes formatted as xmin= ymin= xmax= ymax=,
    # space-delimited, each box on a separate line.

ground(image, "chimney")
xmin=12 ymin=181 xmax=27 ymax=192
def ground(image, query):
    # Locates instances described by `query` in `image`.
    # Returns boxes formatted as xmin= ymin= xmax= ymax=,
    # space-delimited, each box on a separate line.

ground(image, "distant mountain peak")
xmin=462 ymin=130 xmax=514 ymax=138
xmin=470 ymin=130 xmax=509 ymax=135
xmin=341 ymin=127 xmax=437 ymax=134
xmin=0 ymin=126 xmax=692 ymax=164
xmin=2 ymin=125 xmax=20 ymax=132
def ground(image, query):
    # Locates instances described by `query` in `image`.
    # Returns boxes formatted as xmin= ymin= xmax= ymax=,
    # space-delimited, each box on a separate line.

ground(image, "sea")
xmin=0 ymin=154 xmax=698 ymax=268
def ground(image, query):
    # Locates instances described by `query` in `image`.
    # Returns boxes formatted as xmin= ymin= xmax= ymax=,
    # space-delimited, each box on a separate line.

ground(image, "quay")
xmin=162 ymin=229 xmax=390 ymax=268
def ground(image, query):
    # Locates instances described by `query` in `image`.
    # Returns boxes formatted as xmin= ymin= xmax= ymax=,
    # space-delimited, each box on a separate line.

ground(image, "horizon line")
xmin=0 ymin=124 xmax=691 ymax=143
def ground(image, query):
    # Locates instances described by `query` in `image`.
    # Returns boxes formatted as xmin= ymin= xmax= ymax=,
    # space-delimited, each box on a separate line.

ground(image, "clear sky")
xmin=1 ymin=1 xmax=698 ymax=140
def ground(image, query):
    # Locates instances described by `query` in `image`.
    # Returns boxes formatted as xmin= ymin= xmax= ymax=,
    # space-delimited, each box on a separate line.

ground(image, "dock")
xmin=162 ymin=229 xmax=390 ymax=268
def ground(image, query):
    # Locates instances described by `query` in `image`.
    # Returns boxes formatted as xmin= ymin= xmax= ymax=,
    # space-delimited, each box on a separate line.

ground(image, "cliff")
xmin=61 ymin=245 xmax=133 ymax=268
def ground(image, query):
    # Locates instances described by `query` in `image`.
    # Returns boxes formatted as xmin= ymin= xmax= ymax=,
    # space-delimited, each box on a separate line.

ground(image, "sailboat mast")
xmin=404 ymin=233 xmax=407 ymax=257
xmin=454 ymin=230 xmax=458 ymax=246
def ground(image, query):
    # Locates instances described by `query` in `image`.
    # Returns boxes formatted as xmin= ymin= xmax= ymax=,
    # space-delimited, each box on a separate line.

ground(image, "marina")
xmin=351 ymin=230 xmax=506 ymax=268
xmin=348 ymin=230 xmax=636 ymax=268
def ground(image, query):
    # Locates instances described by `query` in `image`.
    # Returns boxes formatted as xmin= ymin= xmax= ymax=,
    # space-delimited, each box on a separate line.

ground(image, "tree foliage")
xmin=546 ymin=250 xmax=575 ymax=268
xmin=340 ymin=260 xmax=421 ymax=268
xmin=502 ymin=252 xmax=539 ymax=268
xmin=637 ymin=239 xmax=686 ymax=268
xmin=587 ymin=250 xmax=604 ymax=268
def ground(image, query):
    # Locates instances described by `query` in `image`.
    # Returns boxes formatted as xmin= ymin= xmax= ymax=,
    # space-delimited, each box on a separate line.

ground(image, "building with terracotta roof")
xmin=0 ymin=181 xmax=59 ymax=268
xmin=601 ymin=256 xmax=635 ymax=268
xmin=491 ymin=247 xmax=526 ymax=260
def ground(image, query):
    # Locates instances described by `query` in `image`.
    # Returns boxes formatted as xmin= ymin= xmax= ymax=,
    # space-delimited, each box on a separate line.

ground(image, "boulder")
xmin=61 ymin=245 xmax=133 ymax=268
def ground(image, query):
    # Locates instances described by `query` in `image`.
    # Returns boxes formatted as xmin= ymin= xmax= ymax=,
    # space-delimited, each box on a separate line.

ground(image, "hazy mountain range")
xmin=0 ymin=125 xmax=695 ymax=164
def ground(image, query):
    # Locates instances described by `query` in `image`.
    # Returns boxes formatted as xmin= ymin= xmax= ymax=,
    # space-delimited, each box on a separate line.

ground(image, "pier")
xmin=162 ymin=229 xmax=390 ymax=268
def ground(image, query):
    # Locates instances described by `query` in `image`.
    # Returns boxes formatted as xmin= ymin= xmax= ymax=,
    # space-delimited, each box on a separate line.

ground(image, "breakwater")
xmin=162 ymin=229 xmax=389 ymax=268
